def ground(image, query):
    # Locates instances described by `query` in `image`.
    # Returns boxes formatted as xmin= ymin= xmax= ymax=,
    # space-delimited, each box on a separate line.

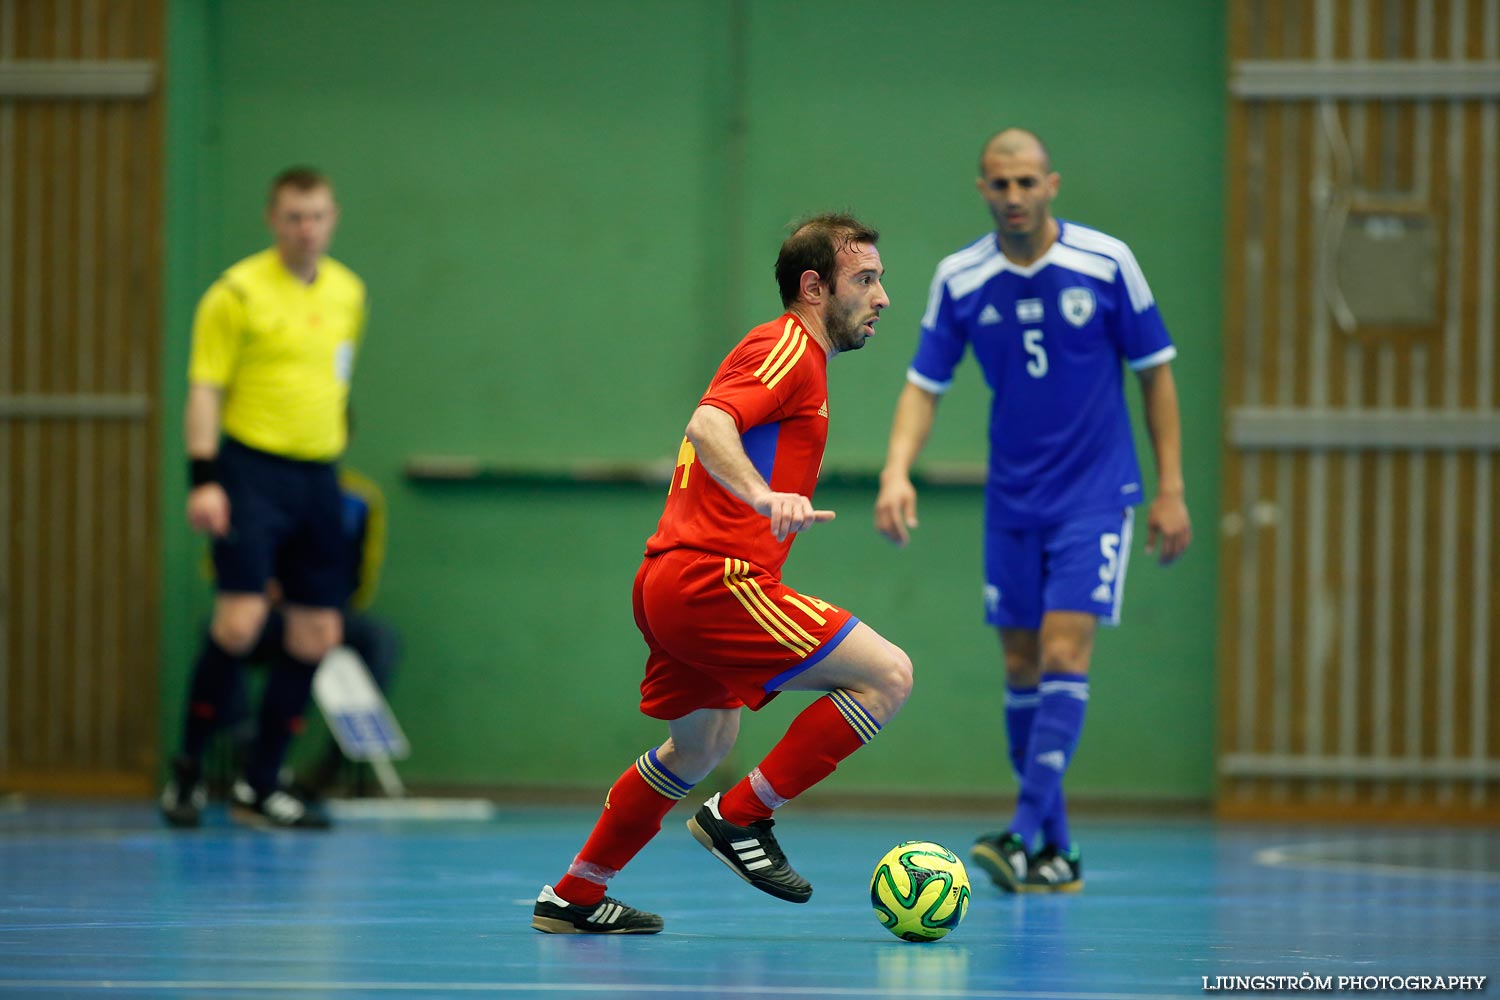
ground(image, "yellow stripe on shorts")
xmin=722 ymin=558 xmax=815 ymax=657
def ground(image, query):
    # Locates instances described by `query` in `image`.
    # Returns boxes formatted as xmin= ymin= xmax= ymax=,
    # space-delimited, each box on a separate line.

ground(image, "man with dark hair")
xmin=532 ymin=213 xmax=911 ymax=934
xmin=160 ymin=167 xmax=366 ymax=830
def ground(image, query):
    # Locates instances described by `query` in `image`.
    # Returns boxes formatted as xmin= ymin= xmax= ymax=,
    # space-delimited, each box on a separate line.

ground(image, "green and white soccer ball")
xmin=870 ymin=840 xmax=971 ymax=942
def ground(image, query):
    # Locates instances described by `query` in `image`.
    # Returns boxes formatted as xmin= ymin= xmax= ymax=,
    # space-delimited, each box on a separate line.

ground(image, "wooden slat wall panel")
xmin=0 ymin=0 xmax=163 ymax=795
xmin=1220 ymin=0 xmax=1500 ymax=822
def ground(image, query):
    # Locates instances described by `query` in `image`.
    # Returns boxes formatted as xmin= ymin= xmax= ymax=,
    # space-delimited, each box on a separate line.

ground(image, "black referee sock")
xmin=244 ymin=649 xmax=319 ymax=796
xmin=181 ymin=635 xmax=246 ymax=761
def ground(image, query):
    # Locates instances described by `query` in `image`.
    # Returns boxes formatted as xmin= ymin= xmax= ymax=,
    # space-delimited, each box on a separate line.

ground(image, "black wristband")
xmin=189 ymin=458 xmax=219 ymax=488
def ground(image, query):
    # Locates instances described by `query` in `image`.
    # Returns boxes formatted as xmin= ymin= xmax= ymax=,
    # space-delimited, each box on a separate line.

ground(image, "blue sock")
xmin=245 ymin=649 xmax=319 ymax=795
xmin=1041 ymin=791 xmax=1072 ymax=853
xmin=181 ymin=636 xmax=244 ymax=759
xmin=1007 ymin=683 xmax=1070 ymax=851
xmin=1004 ymin=681 xmax=1038 ymax=796
xmin=1008 ymin=673 xmax=1088 ymax=848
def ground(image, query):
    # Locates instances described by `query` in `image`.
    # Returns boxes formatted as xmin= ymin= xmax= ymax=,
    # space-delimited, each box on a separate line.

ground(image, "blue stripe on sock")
xmin=829 ymin=690 xmax=880 ymax=744
xmin=635 ymin=747 xmax=693 ymax=800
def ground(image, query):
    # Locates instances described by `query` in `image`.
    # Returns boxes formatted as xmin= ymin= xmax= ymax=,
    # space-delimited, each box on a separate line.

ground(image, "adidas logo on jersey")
xmin=978 ymin=303 xmax=1002 ymax=325
xmin=817 ymin=400 xmax=829 ymax=418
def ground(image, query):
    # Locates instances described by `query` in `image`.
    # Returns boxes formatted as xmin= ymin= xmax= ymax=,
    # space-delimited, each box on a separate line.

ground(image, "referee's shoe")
xmin=159 ymin=755 xmax=206 ymax=828
xmin=686 ymin=792 xmax=812 ymax=903
xmin=229 ymin=779 xmax=331 ymax=830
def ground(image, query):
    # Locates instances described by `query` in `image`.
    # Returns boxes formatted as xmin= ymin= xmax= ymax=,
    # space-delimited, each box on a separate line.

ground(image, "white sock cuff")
xmin=566 ymin=857 xmax=619 ymax=885
xmin=748 ymin=766 xmax=788 ymax=810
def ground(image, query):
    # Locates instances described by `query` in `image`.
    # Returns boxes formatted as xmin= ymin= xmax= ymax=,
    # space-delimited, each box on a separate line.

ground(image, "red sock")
xmin=718 ymin=691 xmax=880 ymax=825
xmin=553 ymin=749 xmax=692 ymax=906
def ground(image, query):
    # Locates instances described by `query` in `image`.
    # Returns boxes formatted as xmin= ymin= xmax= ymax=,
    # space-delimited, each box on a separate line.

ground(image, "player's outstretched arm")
xmin=1137 ymin=363 xmax=1191 ymax=565
xmin=685 ymin=403 xmax=834 ymax=542
xmin=874 ymin=383 xmax=940 ymax=546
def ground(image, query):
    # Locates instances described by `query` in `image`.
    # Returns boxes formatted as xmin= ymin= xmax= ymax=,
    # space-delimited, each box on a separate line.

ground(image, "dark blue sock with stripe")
xmin=244 ymin=648 xmax=318 ymax=795
xmin=1008 ymin=673 xmax=1088 ymax=848
xmin=1005 ymin=682 xmax=1039 ymax=777
xmin=181 ymin=635 xmax=246 ymax=760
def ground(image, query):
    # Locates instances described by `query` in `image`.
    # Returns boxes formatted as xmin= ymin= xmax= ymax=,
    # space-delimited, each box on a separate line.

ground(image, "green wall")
xmin=163 ymin=0 xmax=1225 ymax=802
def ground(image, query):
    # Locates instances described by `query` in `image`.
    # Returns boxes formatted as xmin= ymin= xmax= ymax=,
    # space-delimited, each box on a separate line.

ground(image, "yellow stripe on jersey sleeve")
xmin=754 ymin=319 xmax=797 ymax=380
xmin=753 ymin=318 xmax=808 ymax=391
xmin=761 ymin=328 xmax=807 ymax=391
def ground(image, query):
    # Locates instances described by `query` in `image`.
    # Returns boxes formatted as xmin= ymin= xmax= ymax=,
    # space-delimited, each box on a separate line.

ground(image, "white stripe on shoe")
xmin=588 ymin=903 xmax=623 ymax=925
xmin=730 ymin=838 xmax=772 ymax=869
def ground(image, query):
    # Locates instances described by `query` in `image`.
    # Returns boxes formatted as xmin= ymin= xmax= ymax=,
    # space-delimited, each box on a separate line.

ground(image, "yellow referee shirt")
xmin=188 ymin=248 xmax=367 ymax=461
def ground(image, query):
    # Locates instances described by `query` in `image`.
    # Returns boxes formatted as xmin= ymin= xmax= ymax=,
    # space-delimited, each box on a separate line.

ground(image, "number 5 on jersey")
xmin=1023 ymin=329 xmax=1048 ymax=378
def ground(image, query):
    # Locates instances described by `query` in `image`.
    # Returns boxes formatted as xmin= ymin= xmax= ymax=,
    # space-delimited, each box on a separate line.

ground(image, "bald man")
xmin=875 ymin=128 xmax=1191 ymax=893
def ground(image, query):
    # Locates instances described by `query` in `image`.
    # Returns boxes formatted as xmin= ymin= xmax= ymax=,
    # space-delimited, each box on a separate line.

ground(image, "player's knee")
xmin=1039 ymin=637 xmax=1088 ymax=675
xmin=677 ymin=739 xmax=734 ymax=779
xmin=285 ymin=617 xmax=342 ymax=663
xmin=211 ymin=617 xmax=264 ymax=656
xmin=1004 ymin=659 xmax=1041 ymax=687
xmin=659 ymin=724 xmax=737 ymax=782
xmin=286 ymin=638 xmax=330 ymax=664
xmin=873 ymin=644 xmax=914 ymax=716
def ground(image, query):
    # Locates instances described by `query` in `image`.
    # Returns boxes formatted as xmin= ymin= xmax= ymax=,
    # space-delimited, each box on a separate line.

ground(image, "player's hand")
xmin=874 ymin=473 xmax=919 ymax=546
xmin=1145 ymin=490 xmax=1191 ymax=566
xmin=754 ymin=491 xmax=835 ymax=542
xmin=186 ymin=483 xmax=231 ymax=538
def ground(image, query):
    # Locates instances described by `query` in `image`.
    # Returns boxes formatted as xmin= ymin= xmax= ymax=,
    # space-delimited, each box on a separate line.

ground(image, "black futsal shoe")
xmin=686 ymin=792 xmax=812 ymax=903
xmin=531 ymin=884 xmax=664 ymax=934
xmin=971 ymin=831 xmax=1029 ymax=892
xmin=1025 ymin=844 xmax=1084 ymax=893
xmin=229 ymin=779 xmax=331 ymax=830
xmin=159 ymin=755 xmax=206 ymax=829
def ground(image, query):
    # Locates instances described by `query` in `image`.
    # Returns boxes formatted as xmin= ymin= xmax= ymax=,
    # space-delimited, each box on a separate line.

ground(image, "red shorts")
xmin=633 ymin=548 xmax=859 ymax=720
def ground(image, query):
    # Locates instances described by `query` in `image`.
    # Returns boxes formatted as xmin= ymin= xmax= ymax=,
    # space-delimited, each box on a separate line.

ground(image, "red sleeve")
xmin=699 ymin=319 xmax=814 ymax=431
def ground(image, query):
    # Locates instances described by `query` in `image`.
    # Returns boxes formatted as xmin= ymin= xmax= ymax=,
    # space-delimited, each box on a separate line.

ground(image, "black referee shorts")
xmin=211 ymin=437 xmax=351 ymax=609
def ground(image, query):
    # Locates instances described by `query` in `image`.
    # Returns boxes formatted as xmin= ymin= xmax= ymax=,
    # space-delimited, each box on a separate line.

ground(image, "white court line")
xmin=1254 ymin=840 xmax=1500 ymax=882
xmin=0 ymin=982 xmax=1189 ymax=999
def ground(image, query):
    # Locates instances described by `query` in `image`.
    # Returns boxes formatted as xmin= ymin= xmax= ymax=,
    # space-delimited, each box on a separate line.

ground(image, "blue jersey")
xmin=909 ymin=221 xmax=1176 ymax=526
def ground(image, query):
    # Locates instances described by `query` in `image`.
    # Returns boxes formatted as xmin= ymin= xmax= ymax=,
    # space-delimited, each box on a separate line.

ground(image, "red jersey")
xmin=645 ymin=313 xmax=829 ymax=578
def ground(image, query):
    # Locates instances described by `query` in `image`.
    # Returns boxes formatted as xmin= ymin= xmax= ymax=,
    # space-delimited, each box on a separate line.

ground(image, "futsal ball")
xmin=870 ymin=840 xmax=971 ymax=942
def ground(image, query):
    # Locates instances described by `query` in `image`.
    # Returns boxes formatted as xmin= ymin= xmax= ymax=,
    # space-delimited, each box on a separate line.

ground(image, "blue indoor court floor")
xmin=1 ymin=796 xmax=1496 ymax=999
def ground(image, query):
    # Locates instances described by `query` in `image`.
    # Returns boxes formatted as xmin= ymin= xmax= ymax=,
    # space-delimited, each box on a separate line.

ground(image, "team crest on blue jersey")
xmin=1060 ymin=288 xmax=1095 ymax=327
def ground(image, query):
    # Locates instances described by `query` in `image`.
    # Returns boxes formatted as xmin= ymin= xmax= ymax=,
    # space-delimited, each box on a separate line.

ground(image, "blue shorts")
xmin=982 ymin=508 xmax=1135 ymax=630
xmin=212 ymin=437 xmax=351 ymax=609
